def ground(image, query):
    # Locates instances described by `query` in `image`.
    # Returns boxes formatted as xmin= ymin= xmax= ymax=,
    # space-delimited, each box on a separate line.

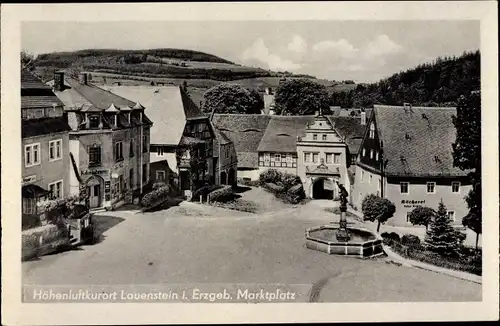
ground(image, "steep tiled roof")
xmin=65 ymin=78 xmax=135 ymax=110
xmin=21 ymin=70 xmax=64 ymax=109
xmin=104 ymin=86 xmax=205 ymax=146
xmin=212 ymin=114 xmax=366 ymax=168
xmin=257 ymin=116 xmax=312 ymax=153
xmin=257 ymin=115 xmax=367 ymax=154
xmin=21 ymin=69 xmax=52 ymax=90
xmin=373 ymin=105 xmax=468 ymax=177
xmin=211 ymin=114 xmax=271 ymax=168
xmin=22 ymin=117 xmax=71 ymax=138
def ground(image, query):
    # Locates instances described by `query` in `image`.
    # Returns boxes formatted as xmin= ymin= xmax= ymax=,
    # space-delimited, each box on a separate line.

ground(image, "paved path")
xmin=23 ymin=199 xmax=481 ymax=302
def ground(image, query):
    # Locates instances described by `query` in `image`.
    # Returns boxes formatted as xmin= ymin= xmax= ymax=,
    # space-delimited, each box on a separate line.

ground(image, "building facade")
xmin=21 ymin=69 xmax=72 ymax=218
xmin=50 ymin=72 xmax=152 ymax=209
xmin=352 ymin=104 xmax=472 ymax=226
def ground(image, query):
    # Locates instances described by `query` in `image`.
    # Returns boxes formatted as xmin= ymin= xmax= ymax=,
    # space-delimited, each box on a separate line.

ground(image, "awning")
xmin=22 ymin=184 xmax=49 ymax=198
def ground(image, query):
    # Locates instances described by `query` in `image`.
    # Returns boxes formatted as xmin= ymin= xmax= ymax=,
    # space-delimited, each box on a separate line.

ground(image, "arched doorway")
xmin=228 ymin=168 xmax=236 ymax=186
xmin=312 ymin=178 xmax=334 ymax=200
xmin=220 ymin=171 xmax=227 ymax=185
xmin=85 ymin=175 xmax=104 ymax=209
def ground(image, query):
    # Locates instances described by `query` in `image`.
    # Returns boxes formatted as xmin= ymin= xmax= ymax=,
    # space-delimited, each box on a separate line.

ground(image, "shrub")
xmin=401 ymin=234 xmax=421 ymax=247
xmin=388 ymin=232 xmax=401 ymax=243
xmin=259 ymin=169 xmax=282 ymax=185
xmin=192 ymin=184 xmax=221 ymax=201
xmin=153 ymin=181 xmax=168 ymax=190
xmin=141 ymin=186 xmax=170 ymax=208
xmin=286 ymin=183 xmax=306 ymax=204
xmin=22 ymin=214 xmax=41 ymax=230
xmin=209 ymin=185 xmax=234 ymax=203
xmin=237 ymin=177 xmax=260 ymax=187
xmin=264 ymin=182 xmax=286 ymax=193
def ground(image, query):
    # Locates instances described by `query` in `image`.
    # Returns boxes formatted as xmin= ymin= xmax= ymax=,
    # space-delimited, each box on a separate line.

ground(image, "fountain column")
xmin=335 ymin=182 xmax=350 ymax=242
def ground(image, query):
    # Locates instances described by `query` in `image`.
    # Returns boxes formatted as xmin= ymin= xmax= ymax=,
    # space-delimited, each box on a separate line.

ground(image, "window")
xmin=49 ymin=139 xmax=62 ymax=161
xmin=369 ymin=123 xmax=375 ymax=139
xmin=451 ymin=181 xmax=460 ymax=193
xmin=375 ymin=151 xmax=379 ymax=161
xmin=313 ymin=134 xmax=318 ymax=140
xmin=447 ymin=211 xmax=455 ymax=222
xmin=89 ymin=115 xmax=100 ymax=129
xmin=326 ymin=153 xmax=333 ymax=164
xmin=427 ymin=182 xmax=436 ymax=194
xmin=89 ymin=146 xmax=101 ymax=166
xmin=274 ymin=154 xmax=281 ymax=162
xmin=334 ymin=153 xmax=341 ymax=164
xmin=351 ymin=155 xmax=357 ymax=164
xmin=361 ymin=170 xmax=364 ymax=182
xmin=24 ymin=143 xmax=40 ymax=167
xmin=130 ymin=139 xmax=135 ymax=157
xmin=369 ymin=174 xmax=373 ymax=184
xmin=142 ymin=135 xmax=148 ymax=153
xmin=378 ymin=179 xmax=382 ymax=191
xmin=400 ymin=182 xmax=409 ymax=194
xmin=322 ymin=134 xmax=327 ymax=141
xmin=370 ymin=149 xmax=374 ymax=159
xmin=114 ymin=142 xmax=123 ymax=162
xmin=304 ymin=152 xmax=311 ymax=163
xmin=23 ymin=198 xmax=37 ymax=215
xmin=48 ymin=180 xmax=63 ymax=199
xmin=156 ymin=170 xmax=166 ymax=181
xmin=129 ymin=168 xmax=134 ymax=189
xmin=264 ymin=153 xmax=271 ymax=162
xmin=406 ymin=212 xmax=411 ymax=223
xmin=362 ymin=148 xmax=366 ymax=157
xmin=286 ymin=154 xmax=292 ymax=163
xmin=312 ymin=153 xmax=319 ymax=163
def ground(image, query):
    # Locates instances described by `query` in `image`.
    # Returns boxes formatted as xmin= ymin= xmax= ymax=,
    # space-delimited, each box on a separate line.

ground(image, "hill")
xmin=31 ymin=48 xmax=317 ymax=83
xmin=331 ymin=50 xmax=480 ymax=108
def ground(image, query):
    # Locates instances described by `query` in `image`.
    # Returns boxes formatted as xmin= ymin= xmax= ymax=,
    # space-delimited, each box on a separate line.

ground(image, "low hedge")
xmin=210 ymin=199 xmax=258 ymax=213
xmin=259 ymin=169 xmax=305 ymax=204
xmin=141 ymin=186 xmax=170 ymax=208
xmin=209 ymin=185 xmax=234 ymax=203
xmin=22 ymin=213 xmax=42 ymax=230
xmin=192 ymin=184 xmax=222 ymax=201
xmin=384 ymin=236 xmax=482 ymax=276
xmin=22 ymin=224 xmax=69 ymax=261
xmin=237 ymin=177 xmax=260 ymax=187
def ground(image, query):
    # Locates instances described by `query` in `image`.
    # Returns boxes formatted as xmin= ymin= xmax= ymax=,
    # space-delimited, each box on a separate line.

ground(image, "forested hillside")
xmin=331 ymin=50 xmax=480 ymax=108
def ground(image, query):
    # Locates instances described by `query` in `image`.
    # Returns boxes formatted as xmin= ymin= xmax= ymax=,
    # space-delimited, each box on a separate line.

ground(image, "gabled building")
xmin=212 ymin=112 xmax=367 ymax=199
xmin=21 ymin=69 xmax=71 ymax=218
xmin=103 ymin=86 xmax=223 ymax=194
xmin=49 ymin=72 xmax=153 ymax=209
xmin=352 ymin=104 xmax=472 ymax=226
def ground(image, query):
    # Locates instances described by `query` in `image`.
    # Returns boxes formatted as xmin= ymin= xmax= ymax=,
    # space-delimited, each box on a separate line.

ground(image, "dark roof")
xmin=258 ymin=115 xmax=367 ymax=154
xmin=180 ymin=88 xmax=206 ymax=120
xmin=373 ymin=105 xmax=468 ymax=177
xmin=21 ymin=70 xmax=64 ymax=109
xmin=211 ymin=114 xmax=271 ymax=168
xmin=258 ymin=116 xmax=312 ymax=153
xmin=22 ymin=117 xmax=71 ymax=138
xmin=212 ymin=114 xmax=367 ymax=168
xmin=21 ymin=69 xmax=52 ymax=90
xmin=22 ymin=184 xmax=49 ymax=198
xmin=65 ymin=78 xmax=135 ymax=111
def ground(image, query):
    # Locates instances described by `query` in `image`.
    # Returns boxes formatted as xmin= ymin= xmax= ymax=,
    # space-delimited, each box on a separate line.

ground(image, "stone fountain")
xmin=305 ymin=182 xmax=383 ymax=258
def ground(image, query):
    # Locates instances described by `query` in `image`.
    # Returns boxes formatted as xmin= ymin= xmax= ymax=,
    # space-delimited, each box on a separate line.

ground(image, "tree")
xmin=408 ymin=206 xmax=436 ymax=231
xmin=452 ymin=91 xmax=481 ymax=249
xmin=21 ymin=51 xmax=35 ymax=69
xmin=425 ymin=200 xmax=465 ymax=257
xmin=201 ymin=84 xmax=262 ymax=114
xmin=274 ymin=79 xmax=331 ymax=115
xmin=361 ymin=194 xmax=396 ymax=232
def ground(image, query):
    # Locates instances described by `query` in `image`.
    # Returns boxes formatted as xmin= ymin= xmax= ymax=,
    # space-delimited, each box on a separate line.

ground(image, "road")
xmin=22 ymin=193 xmax=481 ymax=302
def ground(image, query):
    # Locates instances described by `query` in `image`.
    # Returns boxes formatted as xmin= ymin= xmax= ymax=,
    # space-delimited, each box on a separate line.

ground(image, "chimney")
xmin=79 ymin=72 xmax=88 ymax=85
xmin=54 ymin=71 xmax=65 ymax=91
xmin=360 ymin=111 xmax=366 ymax=125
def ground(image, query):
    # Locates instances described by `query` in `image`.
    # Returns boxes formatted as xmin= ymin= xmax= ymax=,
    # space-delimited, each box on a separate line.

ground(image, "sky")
xmin=22 ymin=20 xmax=480 ymax=83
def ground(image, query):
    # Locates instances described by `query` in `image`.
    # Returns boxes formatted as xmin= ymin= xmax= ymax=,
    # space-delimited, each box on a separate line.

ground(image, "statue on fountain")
xmin=335 ymin=181 xmax=350 ymax=242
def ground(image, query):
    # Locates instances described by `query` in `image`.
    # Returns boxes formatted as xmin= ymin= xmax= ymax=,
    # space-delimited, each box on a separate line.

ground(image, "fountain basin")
xmin=305 ymin=225 xmax=384 ymax=258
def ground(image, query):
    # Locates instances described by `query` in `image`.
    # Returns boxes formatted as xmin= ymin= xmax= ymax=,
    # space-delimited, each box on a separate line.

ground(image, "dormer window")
xmin=313 ymin=134 xmax=318 ymax=140
xmin=89 ymin=115 xmax=100 ymax=129
xmin=322 ymin=134 xmax=327 ymax=141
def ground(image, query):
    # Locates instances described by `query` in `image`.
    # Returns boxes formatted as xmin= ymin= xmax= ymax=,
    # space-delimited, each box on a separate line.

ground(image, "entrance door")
xmin=312 ymin=178 xmax=334 ymax=200
xmin=89 ymin=184 xmax=101 ymax=208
